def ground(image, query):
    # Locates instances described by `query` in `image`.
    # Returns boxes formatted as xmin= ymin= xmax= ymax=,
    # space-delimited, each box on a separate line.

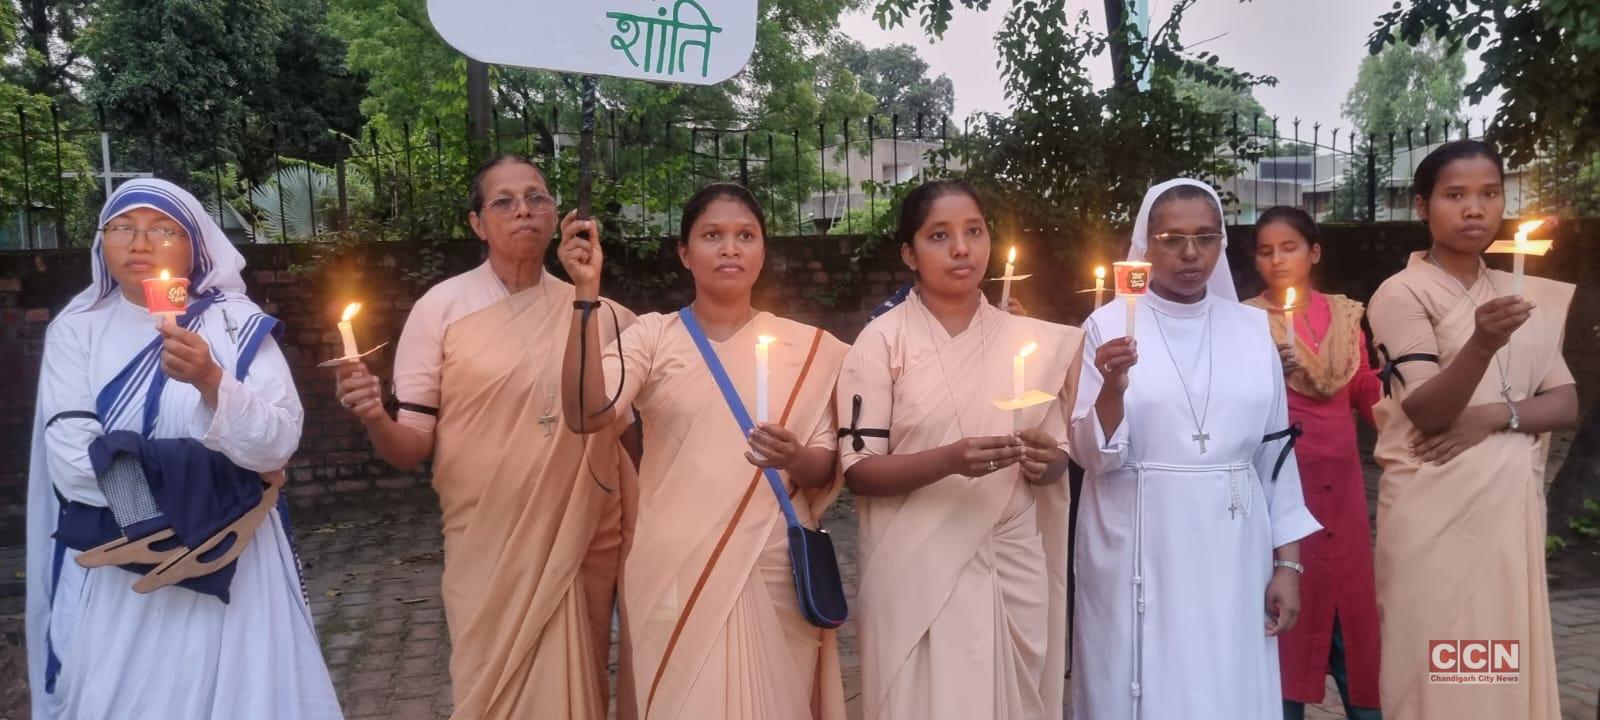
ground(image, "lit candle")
xmin=338 ymin=302 xmax=362 ymax=359
xmin=1513 ymin=219 xmax=1544 ymax=297
xmin=1114 ymin=261 xmax=1152 ymax=338
xmin=1013 ymin=342 xmax=1038 ymax=401
xmin=141 ymin=269 xmax=189 ymax=326
xmin=755 ymin=335 xmax=775 ymax=424
xmin=1283 ymin=287 xmax=1298 ymax=363
xmin=1093 ymin=266 xmax=1107 ymax=310
xmin=999 ymin=246 xmax=1017 ymax=309
xmin=753 ymin=335 xmax=776 ymax=462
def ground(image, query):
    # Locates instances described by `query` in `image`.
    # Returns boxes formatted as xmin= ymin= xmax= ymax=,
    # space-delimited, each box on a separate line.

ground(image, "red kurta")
xmin=1247 ymin=291 xmax=1383 ymax=708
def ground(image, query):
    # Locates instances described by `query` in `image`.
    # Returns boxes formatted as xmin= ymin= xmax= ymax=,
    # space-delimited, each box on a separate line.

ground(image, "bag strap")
xmin=643 ymin=307 xmax=826 ymax=712
xmin=680 ymin=306 xmax=824 ymax=528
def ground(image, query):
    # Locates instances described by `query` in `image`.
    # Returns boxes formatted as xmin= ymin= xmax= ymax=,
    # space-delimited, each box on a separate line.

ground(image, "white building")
xmin=1216 ymin=141 xmax=1537 ymax=224
xmin=807 ymin=137 xmax=964 ymax=232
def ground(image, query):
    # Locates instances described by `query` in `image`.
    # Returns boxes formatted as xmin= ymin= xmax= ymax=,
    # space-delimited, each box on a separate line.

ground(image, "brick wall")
xmin=2 ymin=221 xmax=1596 ymax=543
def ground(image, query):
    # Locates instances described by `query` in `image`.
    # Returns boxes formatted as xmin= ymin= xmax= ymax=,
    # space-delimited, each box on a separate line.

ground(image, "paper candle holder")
xmin=1485 ymin=239 xmax=1553 ymax=257
xmin=316 ymin=342 xmax=390 ymax=368
xmin=991 ymin=390 xmax=1055 ymax=412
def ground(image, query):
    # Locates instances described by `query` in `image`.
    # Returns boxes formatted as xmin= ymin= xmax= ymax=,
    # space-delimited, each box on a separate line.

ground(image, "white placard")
xmin=428 ymin=0 xmax=758 ymax=85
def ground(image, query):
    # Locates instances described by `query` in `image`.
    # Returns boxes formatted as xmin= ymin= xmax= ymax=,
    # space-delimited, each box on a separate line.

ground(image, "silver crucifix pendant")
xmin=539 ymin=412 xmax=558 ymax=437
xmin=1193 ymin=431 xmax=1210 ymax=454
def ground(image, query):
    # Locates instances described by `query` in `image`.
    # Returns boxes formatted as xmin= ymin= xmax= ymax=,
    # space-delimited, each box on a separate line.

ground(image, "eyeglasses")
xmin=482 ymin=192 xmax=557 ymax=217
xmin=1151 ymin=232 xmax=1224 ymax=254
xmin=102 ymin=224 xmax=187 ymax=247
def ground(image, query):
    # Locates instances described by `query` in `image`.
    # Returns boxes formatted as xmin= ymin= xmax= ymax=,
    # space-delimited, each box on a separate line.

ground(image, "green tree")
xmin=5 ymin=0 xmax=92 ymax=103
xmin=1371 ymin=0 xmax=1600 ymax=167
xmin=79 ymin=0 xmax=365 ymax=194
xmin=864 ymin=0 xmax=1266 ymax=283
xmin=79 ymin=0 xmax=287 ymax=181
xmin=1341 ymin=36 xmax=1465 ymax=139
xmin=240 ymin=0 xmax=367 ymax=174
xmin=0 ymin=1 xmax=92 ymax=246
xmin=1327 ymin=37 xmax=1466 ymax=220
xmin=1172 ymin=71 xmax=1266 ymax=124
xmin=819 ymin=38 xmax=955 ymax=124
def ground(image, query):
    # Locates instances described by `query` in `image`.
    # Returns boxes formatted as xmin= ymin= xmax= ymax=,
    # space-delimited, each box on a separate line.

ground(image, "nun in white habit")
xmin=24 ymin=179 xmax=341 ymax=719
xmin=1068 ymin=179 xmax=1321 ymax=719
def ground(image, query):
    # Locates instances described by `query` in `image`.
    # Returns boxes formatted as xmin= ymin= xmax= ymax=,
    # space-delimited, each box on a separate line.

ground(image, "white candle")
xmin=1013 ymin=342 xmax=1037 ymax=401
xmin=755 ymin=335 xmax=775 ymax=424
xmin=1012 ymin=342 xmax=1037 ymax=432
xmin=1093 ymin=266 xmax=1107 ymax=310
xmin=1513 ymin=219 xmax=1544 ymax=297
xmin=999 ymin=246 xmax=1017 ymax=309
xmin=338 ymin=302 xmax=362 ymax=359
xmin=1283 ymin=287 xmax=1298 ymax=363
xmin=1126 ymin=295 xmax=1138 ymax=338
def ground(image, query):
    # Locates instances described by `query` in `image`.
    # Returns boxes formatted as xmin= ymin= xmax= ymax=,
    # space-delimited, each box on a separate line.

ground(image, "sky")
xmin=839 ymin=0 xmax=1493 ymax=128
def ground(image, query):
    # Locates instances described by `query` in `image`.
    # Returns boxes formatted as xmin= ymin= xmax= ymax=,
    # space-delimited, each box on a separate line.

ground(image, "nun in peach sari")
xmin=1368 ymin=141 xmax=1576 ymax=720
xmin=561 ymin=184 xmax=848 ymax=720
xmin=838 ymin=179 xmax=1079 ymax=720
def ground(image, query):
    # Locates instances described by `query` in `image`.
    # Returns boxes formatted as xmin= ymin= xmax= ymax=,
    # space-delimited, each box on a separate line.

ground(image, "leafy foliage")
xmin=901 ymin=0 xmax=1264 ymax=246
xmin=0 ymin=2 xmax=93 ymax=245
xmin=1371 ymin=0 xmax=1600 ymax=166
xmin=818 ymin=38 xmax=955 ymax=123
xmin=1326 ymin=38 xmax=1467 ymax=221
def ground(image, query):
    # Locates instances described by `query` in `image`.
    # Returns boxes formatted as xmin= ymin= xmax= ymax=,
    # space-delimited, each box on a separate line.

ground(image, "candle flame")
xmin=757 ymin=335 xmax=777 ymax=347
xmin=1007 ymin=246 xmax=1017 ymax=264
xmin=1285 ymin=287 xmax=1297 ymax=311
xmin=1515 ymin=219 xmax=1545 ymax=246
xmin=341 ymin=302 xmax=362 ymax=322
xmin=158 ymin=269 xmax=170 ymax=281
xmin=1094 ymin=266 xmax=1106 ymax=280
xmin=1018 ymin=342 xmax=1038 ymax=359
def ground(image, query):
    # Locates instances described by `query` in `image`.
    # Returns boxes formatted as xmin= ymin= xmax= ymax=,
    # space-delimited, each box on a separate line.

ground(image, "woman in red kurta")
xmin=1247 ymin=207 xmax=1383 ymax=720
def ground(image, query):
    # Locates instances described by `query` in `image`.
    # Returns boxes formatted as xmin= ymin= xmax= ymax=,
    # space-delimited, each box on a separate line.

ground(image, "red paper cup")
xmin=142 ymin=276 xmax=190 ymax=315
xmin=1113 ymin=261 xmax=1152 ymax=296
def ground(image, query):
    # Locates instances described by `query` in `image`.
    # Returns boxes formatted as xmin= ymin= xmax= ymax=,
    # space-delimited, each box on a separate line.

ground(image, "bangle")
xmin=1273 ymin=559 xmax=1304 ymax=574
xmin=573 ymin=300 xmax=602 ymax=311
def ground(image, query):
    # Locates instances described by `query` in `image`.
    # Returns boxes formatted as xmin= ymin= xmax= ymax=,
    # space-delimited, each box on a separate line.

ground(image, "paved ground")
xmin=2 ymin=482 xmax=1596 ymax=720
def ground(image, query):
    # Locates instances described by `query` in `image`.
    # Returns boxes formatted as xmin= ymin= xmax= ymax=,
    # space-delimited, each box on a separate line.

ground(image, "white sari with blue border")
xmin=24 ymin=179 xmax=341 ymax=719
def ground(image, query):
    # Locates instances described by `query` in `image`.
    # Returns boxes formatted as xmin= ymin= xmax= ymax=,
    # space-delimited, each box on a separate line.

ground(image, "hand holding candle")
xmin=338 ymin=302 xmax=363 ymax=360
xmin=141 ymin=269 xmax=189 ymax=326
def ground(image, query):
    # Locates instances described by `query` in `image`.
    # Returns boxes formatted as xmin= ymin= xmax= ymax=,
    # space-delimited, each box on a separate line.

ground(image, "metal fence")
xmin=1197 ymin=115 xmax=1581 ymax=226
xmin=1 ymin=103 xmax=1586 ymax=250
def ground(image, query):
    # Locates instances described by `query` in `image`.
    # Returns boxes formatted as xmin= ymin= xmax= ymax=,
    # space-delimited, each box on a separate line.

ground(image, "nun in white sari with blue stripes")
xmin=24 ymin=179 xmax=342 ymax=719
